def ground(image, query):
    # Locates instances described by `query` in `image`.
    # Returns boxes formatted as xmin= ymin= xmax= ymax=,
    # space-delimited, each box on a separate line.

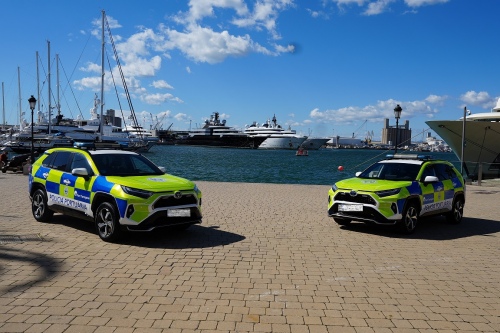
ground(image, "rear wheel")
xmin=446 ymin=196 xmax=464 ymax=224
xmin=399 ymin=202 xmax=419 ymax=234
xmin=32 ymin=189 xmax=54 ymax=222
xmin=334 ymin=218 xmax=352 ymax=226
xmin=95 ymin=202 xmax=121 ymax=242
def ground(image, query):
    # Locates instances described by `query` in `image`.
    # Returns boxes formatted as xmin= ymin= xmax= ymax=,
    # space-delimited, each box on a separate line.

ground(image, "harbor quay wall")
xmin=0 ymin=172 xmax=499 ymax=333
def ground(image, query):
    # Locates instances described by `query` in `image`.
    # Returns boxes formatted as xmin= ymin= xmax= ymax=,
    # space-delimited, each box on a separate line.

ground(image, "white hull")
xmin=258 ymin=136 xmax=306 ymax=149
xmin=426 ymin=119 xmax=500 ymax=178
xmin=301 ymin=138 xmax=329 ymax=150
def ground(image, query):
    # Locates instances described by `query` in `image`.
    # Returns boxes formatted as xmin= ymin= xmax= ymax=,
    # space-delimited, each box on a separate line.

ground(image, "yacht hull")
xmin=426 ymin=120 xmax=500 ymax=179
xmin=175 ymin=135 xmax=267 ymax=149
xmin=258 ymin=136 xmax=307 ymax=150
xmin=300 ymin=138 xmax=329 ymax=150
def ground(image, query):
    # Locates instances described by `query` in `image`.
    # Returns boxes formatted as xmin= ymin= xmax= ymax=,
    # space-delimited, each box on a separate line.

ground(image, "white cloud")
xmin=309 ymin=98 xmax=439 ymax=124
xmin=460 ymin=91 xmax=497 ymax=109
xmin=174 ymin=113 xmax=189 ymax=121
xmin=151 ymin=80 xmax=173 ymax=89
xmin=404 ymin=0 xmax=449 ymax=8
xmin=140 ymin=93 xmax=184 ymax=105
xmin=363 ymin=0 xmax=396 ymax=16
xmin=159 ymin=25 xmax=262 ymax=64
xmin=425 ymin=94 xmax=448 ymax=105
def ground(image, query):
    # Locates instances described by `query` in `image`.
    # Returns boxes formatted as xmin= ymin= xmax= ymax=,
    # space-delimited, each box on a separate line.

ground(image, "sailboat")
xmin=87 ymin=10 xmax=150 ymax=152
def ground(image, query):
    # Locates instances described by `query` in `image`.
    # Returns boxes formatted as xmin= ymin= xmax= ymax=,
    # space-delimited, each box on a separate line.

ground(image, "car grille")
xmin=334 ymin=192 xmax=376 ymax=205
xmin=127 ymin=208 xmax=202 ymax=231
xmin=153 ymin=193 xmax=198 ymax=209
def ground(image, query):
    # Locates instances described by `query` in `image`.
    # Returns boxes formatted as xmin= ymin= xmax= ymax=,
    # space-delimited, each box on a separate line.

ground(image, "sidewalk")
xmin=0 ymin=172 xmax=499 ymax=332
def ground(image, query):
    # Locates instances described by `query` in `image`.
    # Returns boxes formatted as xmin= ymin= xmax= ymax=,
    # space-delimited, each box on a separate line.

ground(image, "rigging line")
xmin=58 ymin=59 xmax=84 ymax=119
xmin=104 ymin=14 xmax=139 ymax=125
xmin=438 ymin=124 xmax=498 ymax=156
xmin=105 ymin=50 xmax=132 ymax=143
xmin=472 ymin=126 xmax=490 ymax=175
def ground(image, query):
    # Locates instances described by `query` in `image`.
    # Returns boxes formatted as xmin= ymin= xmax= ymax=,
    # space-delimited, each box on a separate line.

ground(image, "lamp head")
xmin=28 ymin=95 xmax=37 ymax=110
xmin=394 ymin=104 xmax=402 ymax=119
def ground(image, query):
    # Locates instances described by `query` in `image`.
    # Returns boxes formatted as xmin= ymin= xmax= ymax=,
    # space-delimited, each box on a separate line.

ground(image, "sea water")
xmin=145 ymin=145 xmax=459 ymax=185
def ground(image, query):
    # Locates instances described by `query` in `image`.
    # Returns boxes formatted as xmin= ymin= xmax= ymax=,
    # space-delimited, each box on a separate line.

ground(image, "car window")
xmin=434 ymin=163 xmax=452 ymax=181
xmin=70 ymin=152 xmax=93 ymax=175
xmin=51 ymin=151 xmax=72 ymax=172
xmin=91 ymin=153 xmax=163 ymax=176
xmin=420 ymin=165 xmax=436 ymax=181
xmin=41 ymin=152 xmax=56 ymax=167
xmin=359 ymin=162 xmax=420 ymax=181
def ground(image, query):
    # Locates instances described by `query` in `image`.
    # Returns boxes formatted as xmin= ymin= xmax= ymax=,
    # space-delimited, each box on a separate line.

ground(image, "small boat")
xmin=296 ymin=147 xmax=308 ymax=156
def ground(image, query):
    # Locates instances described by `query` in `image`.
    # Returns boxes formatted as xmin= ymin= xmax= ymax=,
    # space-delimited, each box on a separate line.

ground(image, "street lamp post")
xmin=28 ymin=95 xmax=37 ymax=163
xmin=393 ymin=104 xmax=402 ymax=154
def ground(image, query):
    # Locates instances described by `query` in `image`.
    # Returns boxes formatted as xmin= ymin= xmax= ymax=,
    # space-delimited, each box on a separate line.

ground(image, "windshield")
xmin=358 ymin=162 xmax=421 ymax=181
xmin=91 ymin=153 xmax=164 ymax=176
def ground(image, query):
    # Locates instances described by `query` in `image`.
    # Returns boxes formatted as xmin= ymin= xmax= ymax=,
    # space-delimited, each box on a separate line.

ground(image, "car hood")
xmin=106 ymin=174 xmax=195 ymax=192
xmin=336 ymin=177 xmax=412 ymax=192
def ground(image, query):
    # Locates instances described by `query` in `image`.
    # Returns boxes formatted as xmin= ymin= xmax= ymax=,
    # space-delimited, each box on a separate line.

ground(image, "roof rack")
xmin=385 ymin=153 xmax=432 ymax=160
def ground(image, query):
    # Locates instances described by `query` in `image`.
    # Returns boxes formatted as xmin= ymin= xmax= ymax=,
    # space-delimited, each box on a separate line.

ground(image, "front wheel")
xmin=446 ymin=197 xmax=464 ymax=224
xmin=95 ymin=202 xmax=121 ymax=242
xmin=32 ymin=188 xmax=54 ymax=222
xmin=399 ymin=202 xmax=419 ymax=234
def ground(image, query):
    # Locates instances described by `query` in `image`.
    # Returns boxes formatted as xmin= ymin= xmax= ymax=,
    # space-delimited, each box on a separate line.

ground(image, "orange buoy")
xmin=338 ymin=165 xmax=344 ymax=171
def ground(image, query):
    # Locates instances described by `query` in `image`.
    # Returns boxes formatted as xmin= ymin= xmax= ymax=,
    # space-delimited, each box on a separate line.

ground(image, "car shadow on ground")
xmin=46 ymin=215 xmax=245 ymax=248
xmin=339 ymin=216 xmax=500 ymax=240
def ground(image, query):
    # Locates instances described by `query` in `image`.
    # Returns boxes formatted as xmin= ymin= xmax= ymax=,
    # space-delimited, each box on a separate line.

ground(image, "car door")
xmin=64 ymin=152 xmax=95 ymax=215
xmin=419 ymin=164 xmax=442 ymax=216
xmin=44 ymin=151 xmax=72 ymax=208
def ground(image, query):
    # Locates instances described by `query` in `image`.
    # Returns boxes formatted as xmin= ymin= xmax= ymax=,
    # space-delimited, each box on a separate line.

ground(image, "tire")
xmin=446 ymin=196 xmax=464 ymax=224
xmin=399 ymin=201 xmax=419 ymax=234
xmin=334 ymin=218 xmax=351 ymax=226
xmin=95 ymin=202 xmax=121 ymax=242
xmin=32 ymin=189 xmax=54 ymax=222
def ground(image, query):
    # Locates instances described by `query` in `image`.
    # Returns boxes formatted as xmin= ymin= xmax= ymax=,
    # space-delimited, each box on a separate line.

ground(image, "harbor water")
xmin=144 ymin=145 xmax=459 ymax=185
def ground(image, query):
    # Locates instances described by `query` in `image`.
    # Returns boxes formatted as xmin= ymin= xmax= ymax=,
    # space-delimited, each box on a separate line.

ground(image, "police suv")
xmin=29 ymin=147 xmax=202 ymax=242
xmin=328 ymin=154 xmax=465 ymax=234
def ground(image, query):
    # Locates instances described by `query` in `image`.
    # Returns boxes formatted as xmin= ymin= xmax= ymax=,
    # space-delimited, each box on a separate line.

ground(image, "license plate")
xmin=338 ymin=204 xmax=363 ymax=212
xmin=167 ymin=209 xmax=191 ymax=217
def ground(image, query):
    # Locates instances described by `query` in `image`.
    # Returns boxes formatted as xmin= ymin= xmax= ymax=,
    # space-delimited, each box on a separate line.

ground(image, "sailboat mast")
xmin=2 ymin=82 xmax=5 ymax=130
xmin=100 ymin=10 xmax=105 ymax=138
xmin=56 ymin=54 xmax=61 ymax=119
xmin=36 ymin=51 xmax=40 ymax=121
xmin=47 ymin=40 xmax=52 ymax=134
xmin=17 ymin=66 xmax=22 ymax=130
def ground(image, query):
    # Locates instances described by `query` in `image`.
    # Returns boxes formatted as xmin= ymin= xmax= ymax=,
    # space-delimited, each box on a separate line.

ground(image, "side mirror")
xmin=355 ymin=171 xmax=362 ymax=177
xmin=423 ymin=175 xmax=439 ymax=183
xmin=72 ymin=168 xmax=89 ymax=178
xmin=158 ymin=166 xmax=166 ymax=173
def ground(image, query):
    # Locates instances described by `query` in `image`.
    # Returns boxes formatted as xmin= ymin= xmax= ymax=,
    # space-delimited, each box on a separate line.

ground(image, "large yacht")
xmin=175 ymin=112 xmax=267 ymax=148
xmin=244 ymin=115 xmax=307 ymax=149
xmin=426 ymin=98 xmax=500 ymax=179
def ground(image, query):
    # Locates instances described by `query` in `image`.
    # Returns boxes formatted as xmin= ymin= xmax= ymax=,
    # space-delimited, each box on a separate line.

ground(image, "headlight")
xmin=121 ymin=185 xmax=153 ymax=199
xmin=331 ymin=184 xmax=338 ymax=191
xmin=375 ymin=188 xmax=401 ymax=198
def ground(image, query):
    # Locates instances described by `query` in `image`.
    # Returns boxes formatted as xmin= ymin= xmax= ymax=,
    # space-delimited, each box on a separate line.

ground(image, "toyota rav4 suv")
xmin=328 ymin=154 xmax=465 ymax=234
xmin=29 ymin=147 xmax=202 ymax=242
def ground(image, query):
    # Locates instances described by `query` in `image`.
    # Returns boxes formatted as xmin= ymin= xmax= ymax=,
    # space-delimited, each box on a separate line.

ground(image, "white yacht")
xmin=175 ymin=112 xmax=267 ymax=148
xmin=300 ymin=137 xmax=330 ymax=150
xmin=244 ymin=115 xmax=306 ymax=149
xmin=426 ymin=98 xmax=500 ymax=179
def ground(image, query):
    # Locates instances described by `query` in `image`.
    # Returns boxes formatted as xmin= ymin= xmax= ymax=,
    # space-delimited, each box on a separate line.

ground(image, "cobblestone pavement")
xmin=0 ymin=173 xmax=499 ymax=333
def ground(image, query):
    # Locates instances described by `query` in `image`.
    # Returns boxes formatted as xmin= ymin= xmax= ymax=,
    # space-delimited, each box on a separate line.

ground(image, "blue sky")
xmin=1 ymin=0 xmax=498 ymax=141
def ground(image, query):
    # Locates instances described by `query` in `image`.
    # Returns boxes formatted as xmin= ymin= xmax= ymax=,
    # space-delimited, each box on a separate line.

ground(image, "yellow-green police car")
xmin=328 ymin=154 xmax=465 ymax=234
xmin=28 ymin=147 xmax=202 ymax=242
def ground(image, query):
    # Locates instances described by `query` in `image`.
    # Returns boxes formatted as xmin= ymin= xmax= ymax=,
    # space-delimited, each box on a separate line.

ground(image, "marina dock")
xmin=0 ymin=172 xmax=499 ymax=332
